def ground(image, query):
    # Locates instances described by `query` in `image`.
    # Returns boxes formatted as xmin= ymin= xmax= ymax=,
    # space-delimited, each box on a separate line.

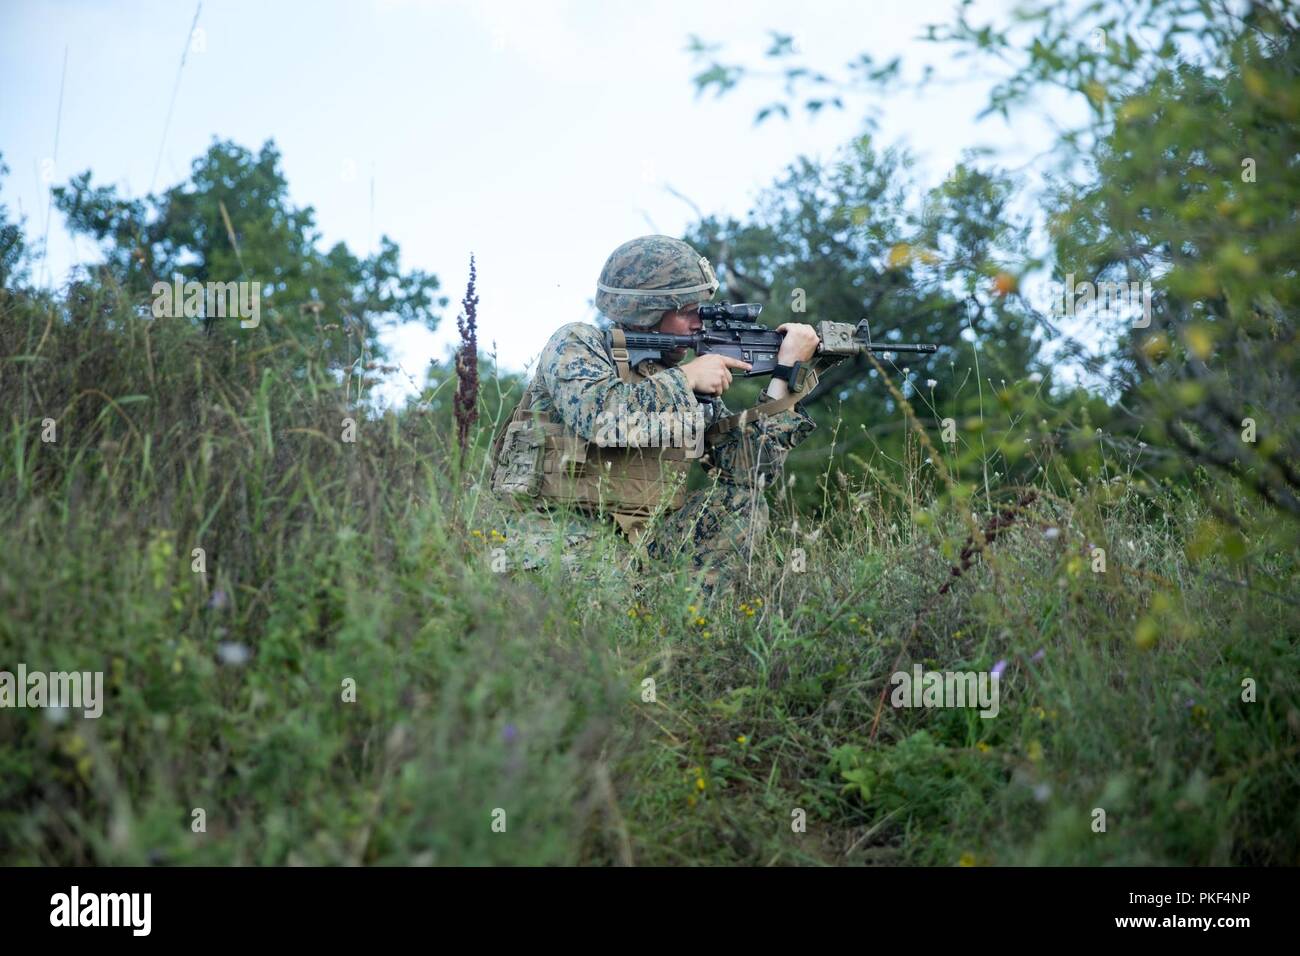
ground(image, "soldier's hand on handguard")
xmin=776 ymin=323 xmax=820 ymax=365
xmin=682 ymin=354 xmax=752 ymax=396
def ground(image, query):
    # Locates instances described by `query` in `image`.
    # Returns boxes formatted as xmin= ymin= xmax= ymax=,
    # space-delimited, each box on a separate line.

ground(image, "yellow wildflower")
xmin=958 ymin=852 xmax=977 ymax=867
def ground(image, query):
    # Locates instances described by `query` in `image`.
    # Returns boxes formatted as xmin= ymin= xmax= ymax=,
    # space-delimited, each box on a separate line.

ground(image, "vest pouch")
xmin=489 ymin=351 xmax=705 ymax=517
xmin=538 ymin=436 xmax=693 ymax=516
xmin=491 ymin=419 xmax=547 ymax=498
xmin=542 ymin=429 xmax=589 ymax=475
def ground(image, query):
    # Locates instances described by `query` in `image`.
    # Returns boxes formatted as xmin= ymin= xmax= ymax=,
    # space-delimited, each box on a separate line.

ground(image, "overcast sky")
xmin=2 ymin=0 xmax=1070 ymax=404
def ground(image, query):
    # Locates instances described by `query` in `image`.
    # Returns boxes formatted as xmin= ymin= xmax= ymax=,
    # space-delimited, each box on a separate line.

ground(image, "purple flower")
xmin=502 ymin=723 xmax=518 ymax=744
xmin=453 ymin=256 xmax=480 ymax=453
xmin=991 ymin=659 xmax=1009 ymax=679
xmin=1031 ymin=648 xmax=1046 ymax=663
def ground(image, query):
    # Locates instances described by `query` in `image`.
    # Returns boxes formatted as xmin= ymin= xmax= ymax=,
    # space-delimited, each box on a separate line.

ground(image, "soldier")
xmin=488 ymin=235 xmax=820 ymax=585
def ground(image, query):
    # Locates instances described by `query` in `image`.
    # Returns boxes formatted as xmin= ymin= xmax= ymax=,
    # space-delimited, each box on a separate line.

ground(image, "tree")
xmin=0 ymin=154 xmax=28 ymax=291
xmin=1046 ymin=17 xmax=1300 ymax=517
xmin=685 ymin=0 xmax=1300 ymax=536
xmin=53 ymin=139 xmax=445 ymax=364
xmin=682 ymin=134 xmax=1042 ymax=504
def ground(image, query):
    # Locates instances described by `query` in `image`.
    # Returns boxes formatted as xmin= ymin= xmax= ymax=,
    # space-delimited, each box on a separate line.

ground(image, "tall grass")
xmin=1 ymin=286 xmax=1296 ymax=865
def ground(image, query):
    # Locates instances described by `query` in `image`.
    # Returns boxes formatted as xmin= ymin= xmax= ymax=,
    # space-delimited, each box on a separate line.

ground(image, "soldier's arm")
xmin=539 ymin=323 xmax=698 ymax=445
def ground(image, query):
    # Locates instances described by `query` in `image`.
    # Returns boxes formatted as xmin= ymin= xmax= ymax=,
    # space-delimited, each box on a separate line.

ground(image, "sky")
xmin=1 ymin=0 xmax=1073 ymax=405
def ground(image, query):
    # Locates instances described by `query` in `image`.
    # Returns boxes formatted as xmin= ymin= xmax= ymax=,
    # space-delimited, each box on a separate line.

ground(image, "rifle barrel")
xmin=861 ymin=343 xmax=938 ymax=353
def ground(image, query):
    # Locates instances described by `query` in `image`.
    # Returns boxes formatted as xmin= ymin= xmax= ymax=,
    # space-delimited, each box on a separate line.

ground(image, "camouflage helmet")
xmin=595 ymin=235 xmax=719 ymax=328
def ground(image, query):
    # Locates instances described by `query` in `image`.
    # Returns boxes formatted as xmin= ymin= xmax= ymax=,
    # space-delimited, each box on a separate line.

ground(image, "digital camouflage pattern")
xmin=528 ymin=323 xmax=697 ymax=429
xmin=490 ymin=321 xmax=815 ymax=584
xmin=594 ymin=235 xmax=720 ymax=328
xmin=495 ymin=481 xmax=769 ymax=584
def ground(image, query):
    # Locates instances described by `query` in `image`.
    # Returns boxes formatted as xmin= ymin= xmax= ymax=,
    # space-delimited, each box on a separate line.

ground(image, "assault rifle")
xmin=607 ymin=302 xmax=938 ymax=406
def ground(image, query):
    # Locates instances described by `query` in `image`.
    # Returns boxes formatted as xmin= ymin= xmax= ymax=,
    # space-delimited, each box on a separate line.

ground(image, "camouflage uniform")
xmin=490 ymin=236 xmax=816 ymax=584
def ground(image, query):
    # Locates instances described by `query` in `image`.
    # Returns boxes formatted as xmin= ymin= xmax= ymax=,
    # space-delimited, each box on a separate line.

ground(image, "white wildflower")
xmin=217 ymin=643 xmax=252 ymax=666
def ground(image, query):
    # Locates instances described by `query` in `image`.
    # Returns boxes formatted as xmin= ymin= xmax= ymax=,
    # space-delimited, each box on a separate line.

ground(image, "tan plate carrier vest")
xmin=489 ymin=328 xmax=819 ymax=541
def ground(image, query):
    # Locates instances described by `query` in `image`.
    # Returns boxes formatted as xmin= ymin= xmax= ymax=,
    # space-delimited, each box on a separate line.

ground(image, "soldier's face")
xmin=655 ymin=305 xmax=702 ymax=364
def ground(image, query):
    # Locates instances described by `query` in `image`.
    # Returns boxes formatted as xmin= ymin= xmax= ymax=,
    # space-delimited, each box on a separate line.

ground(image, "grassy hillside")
xmin=1 ymin=288 xmax=1296 ymax=865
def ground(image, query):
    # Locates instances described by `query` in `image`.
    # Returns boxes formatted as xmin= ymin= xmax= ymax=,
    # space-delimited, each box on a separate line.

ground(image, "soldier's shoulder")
xmin=544 ymin=322 xmax=605 ymax=349
xmin=541 ymin=322 xmax=611 ymax=363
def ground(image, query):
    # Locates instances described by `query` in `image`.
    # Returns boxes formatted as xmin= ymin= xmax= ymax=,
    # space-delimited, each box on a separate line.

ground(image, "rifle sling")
xmin=608 ymin=327 xmax=634 ymax=383
xmin=705 ymin=365 xmax=821 ymax=443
